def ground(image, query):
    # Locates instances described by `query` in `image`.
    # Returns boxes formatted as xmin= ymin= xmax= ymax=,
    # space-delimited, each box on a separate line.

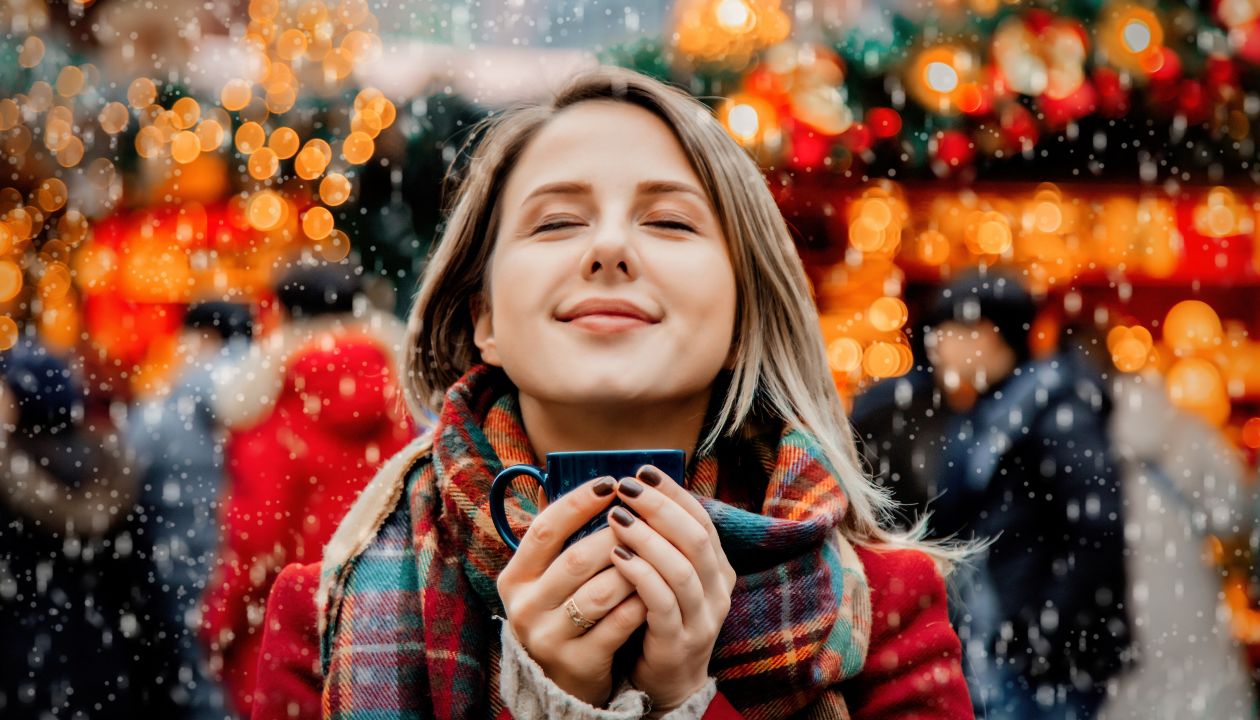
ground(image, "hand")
xmin=607 ymin=465 xmax=737 ymax=714
xmin=497 ymin=476 xmax=648 ymax=707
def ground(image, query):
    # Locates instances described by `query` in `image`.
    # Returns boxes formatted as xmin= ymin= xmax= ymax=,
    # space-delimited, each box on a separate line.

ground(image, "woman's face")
xmin=474 ymin=100 xmax=737 ymax=410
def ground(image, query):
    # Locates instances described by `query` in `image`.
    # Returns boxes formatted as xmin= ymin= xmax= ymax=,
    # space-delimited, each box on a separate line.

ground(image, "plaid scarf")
xmin=321 ymin=364 xmax=871 ymax=719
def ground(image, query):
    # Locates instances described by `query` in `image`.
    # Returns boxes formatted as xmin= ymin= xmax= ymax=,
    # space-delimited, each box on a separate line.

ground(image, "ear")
xmin=471 ymin=293 xmax=503 ymax=367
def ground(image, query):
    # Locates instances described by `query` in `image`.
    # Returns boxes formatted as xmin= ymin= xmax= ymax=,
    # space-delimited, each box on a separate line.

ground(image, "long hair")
xmin=402 ymin=66 xmax=961 ymax=569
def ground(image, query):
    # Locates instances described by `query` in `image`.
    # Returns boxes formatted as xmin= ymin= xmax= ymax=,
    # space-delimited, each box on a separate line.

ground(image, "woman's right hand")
xmin=496 ymin=476 xmax=646 ymax=707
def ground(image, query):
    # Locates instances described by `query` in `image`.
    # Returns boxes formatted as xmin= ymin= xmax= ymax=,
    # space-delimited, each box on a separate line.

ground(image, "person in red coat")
xmin=252 ymin=67 xmax=973 ymax=719
xmin=201 ymin=265 xmax=416 ymax=717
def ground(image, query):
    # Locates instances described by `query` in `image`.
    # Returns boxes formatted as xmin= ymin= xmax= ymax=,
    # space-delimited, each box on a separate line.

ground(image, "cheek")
xmin=661 ymin=244 xmax=737 ymax=322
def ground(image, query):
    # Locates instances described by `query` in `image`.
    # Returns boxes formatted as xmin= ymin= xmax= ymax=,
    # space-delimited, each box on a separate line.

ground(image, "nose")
xmin=579 ymin=220 xmax=638 ymax=281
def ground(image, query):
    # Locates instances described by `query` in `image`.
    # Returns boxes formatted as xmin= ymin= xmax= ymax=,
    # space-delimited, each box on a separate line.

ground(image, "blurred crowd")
xmin=1 ymin=263 xmax=416 ymax=719
xmin=1 ymin=265 xmax=1259 ymax=720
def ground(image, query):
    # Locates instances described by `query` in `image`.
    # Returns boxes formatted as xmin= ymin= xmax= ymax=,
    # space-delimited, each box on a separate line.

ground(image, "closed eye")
xmin=533 ymin=220 xmax=696 ymax=234
xmin=648 ymin=220 xmax=696 ymax=233
xmin=532 ymin=220 xmax=584 ymax=234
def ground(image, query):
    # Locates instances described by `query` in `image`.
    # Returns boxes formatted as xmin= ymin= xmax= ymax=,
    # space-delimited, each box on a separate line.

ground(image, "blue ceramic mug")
xmin=489 ymin=449 xmax=686 ymax=551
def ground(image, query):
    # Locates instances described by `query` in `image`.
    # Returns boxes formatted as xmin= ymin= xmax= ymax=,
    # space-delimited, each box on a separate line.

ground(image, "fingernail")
xmin=610 ymin=506 xmax=635 ymax=527
xmin=618 ymin=477 xmax=644 ymax=498
xmin=638 ymin=465 xmax=664 ymax=487
xmin=592 ymin=477 xmax=616 ymax=496
xmin=613 ymin=545 xmax=634 ymax=560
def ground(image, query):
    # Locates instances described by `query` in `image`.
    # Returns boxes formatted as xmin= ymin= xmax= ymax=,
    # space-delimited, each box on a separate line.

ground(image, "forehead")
xmin=501 ymin=101 xmax=705 ymax=204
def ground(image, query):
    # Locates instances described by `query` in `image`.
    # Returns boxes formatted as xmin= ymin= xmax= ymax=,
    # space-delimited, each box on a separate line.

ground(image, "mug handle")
xmin=490 ymin=465 xmax=548 ymax=551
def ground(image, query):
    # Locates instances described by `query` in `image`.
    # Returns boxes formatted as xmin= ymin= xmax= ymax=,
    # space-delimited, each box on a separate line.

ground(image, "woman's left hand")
xmin=607 ymin=464 xmax=737 ymax=714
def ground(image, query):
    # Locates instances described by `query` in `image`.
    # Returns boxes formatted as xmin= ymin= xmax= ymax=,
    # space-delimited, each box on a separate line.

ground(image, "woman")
xmin=253 ymin=66 xmax=972 ymax=719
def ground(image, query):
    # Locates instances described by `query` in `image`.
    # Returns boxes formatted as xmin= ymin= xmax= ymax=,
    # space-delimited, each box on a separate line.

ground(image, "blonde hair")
xmin=402 ymin=66 xmax=960 ymax=569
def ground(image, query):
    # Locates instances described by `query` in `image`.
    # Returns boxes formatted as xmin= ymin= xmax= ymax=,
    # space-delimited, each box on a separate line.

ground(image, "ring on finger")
xmin=563 ymin=596 xmax=596 ymax=631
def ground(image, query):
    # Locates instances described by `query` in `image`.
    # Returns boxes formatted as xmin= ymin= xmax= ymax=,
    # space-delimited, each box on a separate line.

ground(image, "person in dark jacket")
xmin=0 ymin=337 xmax=178 ymax=719
xmin=127 ymin=301 xmax=254 ymax=720
xmin=856 ymin=270 xmax=1131 ymax=720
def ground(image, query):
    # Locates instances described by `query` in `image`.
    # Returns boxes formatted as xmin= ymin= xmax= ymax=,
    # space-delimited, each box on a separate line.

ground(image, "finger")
xmin=579 ymin=594 xmax=647 ymax=655
xmin=608 ymin=543 xmax=683 ymax=634
xmin=615 ymin=476 xmax=725 ymax=596
xmin=533 ymin=528 xmax=622 ymax=609
xmin=543 ymin=565 xmax=637 ymax=640
xmin=638 ymin=465 xmax=736 ymax=587
xmin=505 ymin=475 xmax=618 ymax=580
xmin=608 ymin=507 xmax=703 ymax=625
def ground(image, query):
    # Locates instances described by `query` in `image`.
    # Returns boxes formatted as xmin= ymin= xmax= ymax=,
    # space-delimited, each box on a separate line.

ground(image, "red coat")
xmin=252 ymin=546 xmax=973 ymax=719
xmin=201 ymin=323 xmax=415 ymax=718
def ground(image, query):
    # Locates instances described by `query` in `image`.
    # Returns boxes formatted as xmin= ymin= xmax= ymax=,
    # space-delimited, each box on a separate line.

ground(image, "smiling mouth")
xmin=560 ymin=314 xmax=656 ymax=333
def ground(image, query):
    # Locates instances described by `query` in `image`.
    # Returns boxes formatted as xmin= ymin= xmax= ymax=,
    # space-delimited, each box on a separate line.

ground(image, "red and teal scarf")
xmin=320 ymin=364 xmax=871 ymax=719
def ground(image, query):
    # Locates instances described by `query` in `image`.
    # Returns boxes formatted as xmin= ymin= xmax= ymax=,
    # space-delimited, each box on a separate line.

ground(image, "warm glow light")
xmin=172 ymin=97 xmax=201 ymax=129
xmin=235 ymin=121 xmax=266 ymax=154
xmin=715 ymin=0 xmax=752 ymax=30
xmin=342 ymin=132 xmax=374 ymax=164
xmin=295 ymin=145 xmax=329 ymax=180
xmin=926 ymin=62 xmax=960 ymax=93
xmin=917 ymin=229 xmax=950 ymax=265
xmin=0 ymin=316 xmax=17 ymax=351
xmin=128 ymin=77 xmax=157 ymax=109
xmin=55 ymin=66 xmax=85 ymax=97
xmin=1122 ymin=19 xmax=1152 ymax=53
xmin=319 ymin=173 xmax=351 ymax=206
xmin=269 ymin=127 xmax=300 ymax=159
xmin=56 ymin=137 xmax=85 ymax=168
xmin=1163 ymin=300 xmax=1223 ymax=354
xmin=302 ymin=206 xmax=335 ymax=240
xmin=248 ymin=147 xmax=279 ymax=179
xmin=0 ymin=260 xmax=23 ymax=302
xmin=195 ymin=120 xmax=225 ymax=151
xmin=221 ymin=79 xmax=253 ymax=111
xmin=36 ymin=178 xmax=67 ymax=213
xmin=728 ymin=104 xmax=760 ymax=141
xmin=276 ymin=28 xmax=309 ymax=60
xmin=170 ymin=131 xmax=202 ymax=164
xmin=976 ymin=217 xmax=1013 ymax=254
xmin=18 ymin=37 xmax=45 ymax=68
xmin=828 ymin=337 xmax=863 ymax=373
xmin=863 ymin=341 xmax=903 ymax=378
xmin=317 ymin=228 xmax=351 ymax=262
xmin=246 ymin=190 xmax=287 ymax=231
xmin=1166 ymin=357 xmax=1230 ymax=427
xmin=98 ymin=102 xmax=129 ymax=134
xmin=1243 ymin=418 xmax=1260 ymax=450
xmin=868 ymin=297 xmax=909 ymax=332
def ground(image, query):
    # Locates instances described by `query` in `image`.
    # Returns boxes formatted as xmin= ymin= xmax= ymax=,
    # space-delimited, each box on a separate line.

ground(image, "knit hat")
xmin=0 ymin=338 xmax=83 ymax=436
xmin=923 ymin=268 xmax=1038 ymax=361
xmin=275 ymin=263 xmax=363 ymax=319
xmin=184 ymin=301 xmax=254 ymax=342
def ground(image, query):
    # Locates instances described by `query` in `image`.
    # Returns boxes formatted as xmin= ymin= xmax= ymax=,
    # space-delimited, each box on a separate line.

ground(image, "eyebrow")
xmin=521 ymin=180 xmax=706 ymax=206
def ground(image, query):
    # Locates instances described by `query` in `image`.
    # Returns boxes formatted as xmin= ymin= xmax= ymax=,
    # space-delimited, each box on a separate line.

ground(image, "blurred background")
xmin=3 ymin=0 xmax=1260 ymax=718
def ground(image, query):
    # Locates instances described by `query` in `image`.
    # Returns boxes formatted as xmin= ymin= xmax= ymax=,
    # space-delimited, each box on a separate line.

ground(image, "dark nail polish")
xmin=638 ymin=465 xmax=664 ymax=487
xmin=613 ymin=545 xmax=634 ymax=560
xmin=592 ymin=477 xmax=616 ymax=496
xmin=618 ymin=477 xmax=644 ymax=498
xmin=610 ymin=506 xmax=636 ymax=527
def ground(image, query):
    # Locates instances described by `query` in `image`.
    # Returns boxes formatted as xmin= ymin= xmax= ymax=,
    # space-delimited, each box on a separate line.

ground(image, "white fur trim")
xmin=498 ymin=622 xmax=649 ymax=720
xmin=213 ymin=309 xmax=408 ymax=431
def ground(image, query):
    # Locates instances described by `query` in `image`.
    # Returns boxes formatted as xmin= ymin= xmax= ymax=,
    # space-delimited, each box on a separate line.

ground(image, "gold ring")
xmin=564 ymin=596 xmax=596 ymax=631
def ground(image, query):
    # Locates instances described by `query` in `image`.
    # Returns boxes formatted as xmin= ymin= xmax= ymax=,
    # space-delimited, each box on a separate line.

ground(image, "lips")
xmin=556 ymin=298 xmax=661 ymax=324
